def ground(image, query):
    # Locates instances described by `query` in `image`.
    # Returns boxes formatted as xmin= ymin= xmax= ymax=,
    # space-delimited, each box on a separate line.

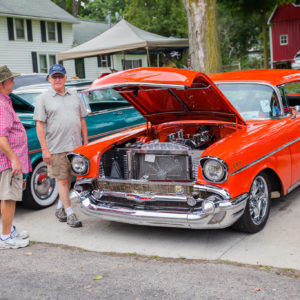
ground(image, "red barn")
xmin=268 ymin=3 xmax=300 ymax=68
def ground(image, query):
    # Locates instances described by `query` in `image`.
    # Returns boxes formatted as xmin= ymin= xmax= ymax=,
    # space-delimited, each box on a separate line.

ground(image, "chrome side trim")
xmin=232 ymin=136 xmax=300 ymax=175
xmin=193 ymin=184 xmax=231 ymax=200
xmin=287 ymin=180 xmax=300 ymax=194
xmin=83 ymin=83 xmax=187 ymax=93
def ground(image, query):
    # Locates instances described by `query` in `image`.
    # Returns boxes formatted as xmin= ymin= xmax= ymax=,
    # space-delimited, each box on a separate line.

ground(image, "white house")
xmin=0 ymin=0 xmax=184 ymax=80
xmin=0 ymin=0 xmax=79 ymax=77
xmin=0 ymin=0 xmax=148 ymax=79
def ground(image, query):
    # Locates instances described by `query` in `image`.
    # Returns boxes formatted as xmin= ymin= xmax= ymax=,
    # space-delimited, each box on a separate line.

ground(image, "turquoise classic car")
xmin=10 ymin=89 xmax=145 ymax=209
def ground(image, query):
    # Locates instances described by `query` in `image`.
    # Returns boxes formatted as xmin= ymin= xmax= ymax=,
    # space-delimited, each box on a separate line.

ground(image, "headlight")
xmin=201 ymin=158 xmax=228 ymax=182
xmin=70 ymin=154 xmax=90 ymax=175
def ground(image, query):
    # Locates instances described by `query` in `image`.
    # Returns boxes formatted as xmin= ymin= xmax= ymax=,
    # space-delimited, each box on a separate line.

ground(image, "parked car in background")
xmin=13 ymin=79 xmax=93 ymax=105
xmin=13 ymin=73 xmax=48 ymax=90
xmin=11 ymin=80 xmax=145 ymax=209
xmin=291 ymin=51 xmax=300 ymax=70
xmin=68 ymin=68 xmax=300 ymax=233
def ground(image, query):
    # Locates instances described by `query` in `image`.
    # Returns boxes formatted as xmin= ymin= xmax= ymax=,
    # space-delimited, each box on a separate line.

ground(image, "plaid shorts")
xmin=47 ymin=152 xmax=71 ymax=180
xmin=0 ymin=169 xmax=23 ymax=201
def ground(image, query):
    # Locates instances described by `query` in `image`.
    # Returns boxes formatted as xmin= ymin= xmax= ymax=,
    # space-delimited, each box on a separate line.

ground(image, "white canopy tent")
xmin=58 ymin=19 xmax=188 ymax=66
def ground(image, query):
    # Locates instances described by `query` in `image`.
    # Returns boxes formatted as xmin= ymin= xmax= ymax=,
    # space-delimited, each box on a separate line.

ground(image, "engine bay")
xmin=100 ymin=123 xmax=236 ymax=181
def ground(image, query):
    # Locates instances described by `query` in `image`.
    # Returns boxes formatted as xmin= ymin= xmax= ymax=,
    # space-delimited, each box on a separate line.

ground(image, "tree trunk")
xmin=72 ymin=0 xmax=78 ymax=17
xmin=184 ymin=0 xmax=222 ymax=73
xmin=261 ymin=11 xmax=269 ymax=69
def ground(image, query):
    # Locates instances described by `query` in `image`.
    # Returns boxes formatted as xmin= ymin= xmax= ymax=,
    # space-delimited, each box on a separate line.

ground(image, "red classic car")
xmin=68 ymin=68 xmax=300 ymax=233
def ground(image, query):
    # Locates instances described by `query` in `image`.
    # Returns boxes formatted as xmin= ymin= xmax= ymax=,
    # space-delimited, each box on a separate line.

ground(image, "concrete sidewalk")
xmin=9 ymin=186 xmax=300 ymax=270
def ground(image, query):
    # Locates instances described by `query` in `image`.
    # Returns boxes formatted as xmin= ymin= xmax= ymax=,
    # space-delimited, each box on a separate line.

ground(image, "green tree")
xmin=80 ymin=0 xmax=126 ymax=22
xmin=218 ymin=0 xmax=294 ymax=69
xmin=124 ymin=0 xmax=187 ymax=38
xmin=217 ymin=2 xmax=261 ymax=67
xmin=52 ymin=0 xmax=89 ymax=17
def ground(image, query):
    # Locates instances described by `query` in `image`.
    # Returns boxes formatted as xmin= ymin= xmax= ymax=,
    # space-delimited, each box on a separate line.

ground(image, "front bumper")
xmin=70 ymin=178 xmax=248 ymax=229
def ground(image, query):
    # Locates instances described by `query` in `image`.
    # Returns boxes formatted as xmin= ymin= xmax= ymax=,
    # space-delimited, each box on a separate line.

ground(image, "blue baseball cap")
xmin=49 ymin=64 xmax=66 ymax=77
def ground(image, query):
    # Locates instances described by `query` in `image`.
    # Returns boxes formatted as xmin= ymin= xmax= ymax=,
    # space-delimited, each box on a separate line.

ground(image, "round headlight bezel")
xmin=200 ymin=157 xmax=228 ymax=183
xmin=68 ymin=153 xmax=90 ymax=175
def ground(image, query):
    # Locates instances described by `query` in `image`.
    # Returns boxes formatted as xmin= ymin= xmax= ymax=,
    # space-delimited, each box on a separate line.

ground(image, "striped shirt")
xmin=0 ymin=92 xmax=31 ymax=173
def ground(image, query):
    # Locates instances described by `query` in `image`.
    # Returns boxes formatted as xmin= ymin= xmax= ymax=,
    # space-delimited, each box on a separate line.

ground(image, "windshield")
xmin=81 ymin=89 xmax=130 ymax=113
xmin=216 ymin=83 xmax=280 ymax=120
xmin=16 ymin=93 xmax=40 ymax=106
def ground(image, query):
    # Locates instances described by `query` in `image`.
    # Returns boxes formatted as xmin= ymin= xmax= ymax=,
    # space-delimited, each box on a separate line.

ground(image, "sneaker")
xmin=0 ymin=235 xmax=29 ymax=249
xmin=55 ymin=208 xmax=67 ymax=222
xmin=67 ymin=213 xmax=82 ymax=228
xmin=10 ymin=225 xmax=29 ymax=239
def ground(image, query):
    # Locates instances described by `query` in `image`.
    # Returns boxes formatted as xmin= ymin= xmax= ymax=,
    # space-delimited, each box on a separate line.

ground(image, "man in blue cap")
xmin=34 ymin=64 xmax=88 ymax=227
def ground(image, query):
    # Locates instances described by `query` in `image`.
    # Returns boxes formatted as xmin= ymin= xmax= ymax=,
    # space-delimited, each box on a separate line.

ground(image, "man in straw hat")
xmin=0 ymin=65 xmax=31 ymax=249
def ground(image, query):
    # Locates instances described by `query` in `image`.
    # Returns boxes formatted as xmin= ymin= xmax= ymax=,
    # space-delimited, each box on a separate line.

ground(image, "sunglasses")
xmin=51 ymin=74 xmax=65 ymax=79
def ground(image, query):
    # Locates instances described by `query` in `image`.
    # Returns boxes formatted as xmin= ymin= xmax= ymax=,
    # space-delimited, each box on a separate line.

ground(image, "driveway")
xmin=11 ymin=186 xmax=300 ymax=270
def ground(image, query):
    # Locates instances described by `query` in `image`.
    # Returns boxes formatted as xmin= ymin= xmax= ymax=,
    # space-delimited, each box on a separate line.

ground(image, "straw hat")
xmin=0 ymin=65 xmax=20 ymax=83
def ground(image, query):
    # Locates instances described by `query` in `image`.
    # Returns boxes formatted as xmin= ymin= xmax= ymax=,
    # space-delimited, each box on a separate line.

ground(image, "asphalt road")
xmin=1 ymin=187 xmax=300 ymax=299
xmin=0 ymin=243 xmax=299 ymax=300
xmin=9 ymin=185 xmax=300 ymax=271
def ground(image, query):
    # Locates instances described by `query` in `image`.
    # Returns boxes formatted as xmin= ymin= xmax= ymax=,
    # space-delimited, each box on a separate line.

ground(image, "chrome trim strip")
xmin=83 ymin=83 xmax=187 ymax=93
xmin=74 ymin=178 xmax=94 ymax=187
xmin=287 ymin=180 xmax=300 ymax=194
xmin=193 ymin=184 xmax=231 ymax=200
xmin=78 ymin=193 xmax=248 ymax=229
xmin=29 ymin=148 xmax=42 ymax=154
xmin=232 ymin=136 xmax=300 ymax=175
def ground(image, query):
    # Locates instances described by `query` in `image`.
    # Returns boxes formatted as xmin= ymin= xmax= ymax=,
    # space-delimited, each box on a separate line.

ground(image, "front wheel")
xmin=22 ymin=161 xmax=58 ymax=209
xmin=233 ymin=172 xmax=271 ymax=233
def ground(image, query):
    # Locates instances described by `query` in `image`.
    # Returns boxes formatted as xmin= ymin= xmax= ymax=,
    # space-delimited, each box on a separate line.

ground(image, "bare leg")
xmin=57 ymin=175 xmax=72 ymax=209
xmin=1 ymin=200 xmax=16 ymax=235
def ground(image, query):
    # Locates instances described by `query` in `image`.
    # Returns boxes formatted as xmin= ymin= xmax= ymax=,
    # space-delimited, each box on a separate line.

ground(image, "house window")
xmin=15 ymin=19 xmax=25 ymax=39
xmin=39 ymin=54 xmax=57 ymax=73
xmin=47 ymin=22 xmax=56 ymax=41
xmin=49 ymin=55 xmax=56 ymax=66
xmin=280 ymin=35 xmax=288 ymax=45
xmin=39 ymin=55 xmax=48 ymax=73
xmin=97 ymin=55 xmax=111 ymax=68
xmin=122 ymin=59 xmax=142 ymax=70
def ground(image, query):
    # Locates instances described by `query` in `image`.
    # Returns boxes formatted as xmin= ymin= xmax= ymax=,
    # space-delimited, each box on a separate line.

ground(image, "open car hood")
xmin=87 ymin=68 xmax=246 ymax=126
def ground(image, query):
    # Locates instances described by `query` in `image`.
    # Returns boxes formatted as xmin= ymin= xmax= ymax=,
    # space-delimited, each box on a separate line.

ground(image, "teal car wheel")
xmin=23 ymin=161 xmax=58 ymax=209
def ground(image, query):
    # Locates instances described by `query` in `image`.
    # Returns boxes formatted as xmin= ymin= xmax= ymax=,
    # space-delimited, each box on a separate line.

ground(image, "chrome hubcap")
xmin=249 ymin=175 xmax=269 ymax=225
xmin=33 ymin=166 xmax=55 ymax=199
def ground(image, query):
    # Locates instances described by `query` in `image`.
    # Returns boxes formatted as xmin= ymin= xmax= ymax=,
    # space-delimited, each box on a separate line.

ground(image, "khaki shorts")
xmin=47 ymin=152 xmax=71 ymax=180
xmin=0 ymin=169 xmax=23 ymax=201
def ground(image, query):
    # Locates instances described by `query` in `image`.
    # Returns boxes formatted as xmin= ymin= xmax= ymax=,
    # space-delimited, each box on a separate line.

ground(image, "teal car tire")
xmin=23 ymin=161 xmax=58 ymax=209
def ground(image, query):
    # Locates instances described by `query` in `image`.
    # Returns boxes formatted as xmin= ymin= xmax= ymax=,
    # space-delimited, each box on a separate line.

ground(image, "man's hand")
xmin=42 ymin=149 xmax=52 ymax=165
xmin=11 ymin=157 xmax=22 ymax=176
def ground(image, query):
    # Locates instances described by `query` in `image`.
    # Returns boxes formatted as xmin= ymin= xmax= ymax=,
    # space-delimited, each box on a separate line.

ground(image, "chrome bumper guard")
xmin=70 ymin=179 xmax=248 ymax=229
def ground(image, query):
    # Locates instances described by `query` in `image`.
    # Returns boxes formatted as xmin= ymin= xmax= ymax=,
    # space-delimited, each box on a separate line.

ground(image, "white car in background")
xmin=291 ymin=51 xmax=300 ymax=70
xmin=13 ymin=80 xmax=93 ymax=105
